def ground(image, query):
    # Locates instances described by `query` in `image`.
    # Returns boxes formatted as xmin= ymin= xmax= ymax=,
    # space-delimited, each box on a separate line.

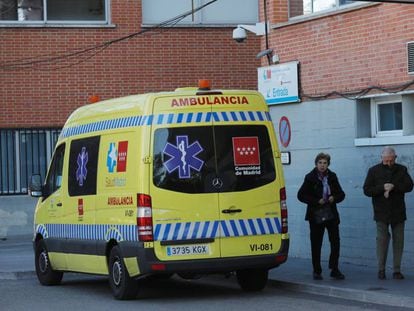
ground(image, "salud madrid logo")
xmin=263 ymin=69 xmax=271 ymax=80
xmin=163 ymin=135 xmax=204 ymax=179
xmin=107 ymin=141 xmax=128 ymax=173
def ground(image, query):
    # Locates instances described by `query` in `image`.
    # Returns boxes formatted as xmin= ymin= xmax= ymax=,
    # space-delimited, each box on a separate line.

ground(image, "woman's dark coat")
xmin=297 ymin=168 xmax=345 ymax=223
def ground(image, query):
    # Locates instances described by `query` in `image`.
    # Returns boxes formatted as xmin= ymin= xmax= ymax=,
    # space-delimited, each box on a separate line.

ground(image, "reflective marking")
xmin=36 ymin=218 xmax=281 ymax=242
xmin=192 ymin=222 xmax=200 ymax=239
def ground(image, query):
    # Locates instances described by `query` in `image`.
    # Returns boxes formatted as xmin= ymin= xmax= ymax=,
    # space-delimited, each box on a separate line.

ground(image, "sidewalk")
xmin=1 ymin=236 xmax=414 ymax=309
xmin=269 ymin=258 xmax=414 ymax=309
xmin=0 ymin=234 xmax=35 ymax=280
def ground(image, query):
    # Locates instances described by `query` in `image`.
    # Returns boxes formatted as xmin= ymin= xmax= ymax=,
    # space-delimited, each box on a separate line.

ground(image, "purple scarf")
xmin=318 ymin=172 xmax=331 ymax=201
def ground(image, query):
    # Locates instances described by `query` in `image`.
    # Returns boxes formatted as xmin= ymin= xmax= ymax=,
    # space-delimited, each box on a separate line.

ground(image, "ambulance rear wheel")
xmin=108 ymin=246 xmax=138 ymax=300
xmin=236 ymin=268 xmax=268 ymax=291
xmin=35 ymin=239 xmax=63 ymax=285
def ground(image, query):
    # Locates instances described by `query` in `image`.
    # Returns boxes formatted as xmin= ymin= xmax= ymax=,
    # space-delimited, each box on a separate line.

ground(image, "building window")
xmin=43 ymin=143 xmax=65 ymax=199
xmin=374 ymin=100 xmax=402 ymax=136
xmin=0 ymin=128 xmax=60 ymax=195
xmin=0 ymin=0 xmax=108 ymax=24
xmin=355 ymin=94 xmax=414 ymax=146
xmin=289 ymin=0 xmax=357 ymax=18
xmin=142 ymin=0 xmax=258 ymax=26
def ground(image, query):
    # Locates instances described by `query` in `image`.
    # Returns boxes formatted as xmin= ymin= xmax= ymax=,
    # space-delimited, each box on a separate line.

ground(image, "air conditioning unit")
xmin=407 ymin=41 xmax=414 ymax=75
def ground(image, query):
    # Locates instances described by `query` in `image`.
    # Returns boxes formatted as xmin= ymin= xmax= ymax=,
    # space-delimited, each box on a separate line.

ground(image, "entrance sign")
xmin=258 ymin=61 xmax=300 ymax=105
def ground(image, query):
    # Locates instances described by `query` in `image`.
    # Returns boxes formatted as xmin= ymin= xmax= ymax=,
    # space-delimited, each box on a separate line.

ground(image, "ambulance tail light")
xmin=137 ymin=193 xmax=153 ymax=241
xmin=280 ymin=187 xmax=288 ymax=234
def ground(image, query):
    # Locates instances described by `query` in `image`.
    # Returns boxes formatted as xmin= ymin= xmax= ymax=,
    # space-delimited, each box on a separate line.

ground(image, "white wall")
xmin=0 ymin=196 xmax=37 ymax=239
xmin=270 ymin=98 xmax=414 ymax=269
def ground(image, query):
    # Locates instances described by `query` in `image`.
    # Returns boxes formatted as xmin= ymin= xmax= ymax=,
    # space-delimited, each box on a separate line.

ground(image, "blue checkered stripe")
xmin=36 ymin=224 xmax=138 ymax=242
xmin=60 ymin=111 xmax=272 ymax=139
xmin=36 ymin=217 xmax=281 ymax=243
xmin=154 ymin=217 xmax=281 ymax=241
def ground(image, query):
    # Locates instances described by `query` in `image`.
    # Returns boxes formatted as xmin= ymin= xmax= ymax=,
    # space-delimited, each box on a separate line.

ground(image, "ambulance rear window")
xmin=153 ymin=125 xmax=276 ymax=194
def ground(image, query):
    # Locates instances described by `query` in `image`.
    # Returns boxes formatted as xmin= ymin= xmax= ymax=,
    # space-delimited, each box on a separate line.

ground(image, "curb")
xmin=269 ymin=279 xmax=414 ymax=309
xmin=0 ymin=271 xmax=36 ymax=280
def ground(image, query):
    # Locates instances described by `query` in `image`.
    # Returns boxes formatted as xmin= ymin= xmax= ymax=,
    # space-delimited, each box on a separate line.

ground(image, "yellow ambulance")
xmin=30 ymin=80 xmax=289 ymax=300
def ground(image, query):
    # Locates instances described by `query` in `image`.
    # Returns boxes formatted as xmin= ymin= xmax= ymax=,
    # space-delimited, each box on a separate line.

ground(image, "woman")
xmin=297 ymin=152 xmax=345 ymax=280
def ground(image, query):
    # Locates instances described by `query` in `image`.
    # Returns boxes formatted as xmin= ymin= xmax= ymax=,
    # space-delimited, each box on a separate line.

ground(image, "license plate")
xmin=166 ymin=244 xmax=210 ymax=256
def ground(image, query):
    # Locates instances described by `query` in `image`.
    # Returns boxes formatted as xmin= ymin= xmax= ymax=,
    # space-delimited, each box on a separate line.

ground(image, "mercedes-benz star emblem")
xmin=212 ymin=178 xmax=223 ymax=189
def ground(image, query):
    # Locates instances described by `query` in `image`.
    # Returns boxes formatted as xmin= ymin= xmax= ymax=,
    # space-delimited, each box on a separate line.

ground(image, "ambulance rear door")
xmin=149 ymin=94 xmax=221 ymax=261
xmin=212 ymin=94 xmax=283 ymax=258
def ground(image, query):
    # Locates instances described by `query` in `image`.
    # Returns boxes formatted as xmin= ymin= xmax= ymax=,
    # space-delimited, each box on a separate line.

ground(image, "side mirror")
xmin=29 ymin=174 xmax=43 ymax=197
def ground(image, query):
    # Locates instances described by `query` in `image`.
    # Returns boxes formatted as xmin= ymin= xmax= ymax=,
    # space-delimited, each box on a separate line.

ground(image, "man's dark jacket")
xmin=297 ymin=168 xmax=345 ymax=223
xmin=363 ymin=163 xmax=413 ymax=224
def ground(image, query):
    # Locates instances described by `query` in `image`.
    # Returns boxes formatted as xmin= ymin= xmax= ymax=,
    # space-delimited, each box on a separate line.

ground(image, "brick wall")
xmin=0 ymin=0 xmax=260 ymax=128
xmin=266 ymin=3 xmax=414 ymax=98
xmin=259 ymin=0 xmax=288 ymax=24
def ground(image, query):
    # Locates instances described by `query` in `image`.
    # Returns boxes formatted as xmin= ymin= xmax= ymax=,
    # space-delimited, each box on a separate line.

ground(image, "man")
xmin=363 ymin=147 xmax=413 ymax=280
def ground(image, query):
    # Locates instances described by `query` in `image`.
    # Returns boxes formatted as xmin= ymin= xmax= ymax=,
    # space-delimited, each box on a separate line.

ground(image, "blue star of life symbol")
xmin=76 ymin=147 xmax=88 ymax=187
xmin=106 ymin=142 xmax=117 ymax=173
xmin=163 ymin=135 xmax=204 ymax=179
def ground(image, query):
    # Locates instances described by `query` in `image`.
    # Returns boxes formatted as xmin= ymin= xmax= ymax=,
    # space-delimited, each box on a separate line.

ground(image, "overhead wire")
xmin=0 ymin=0 xmax=218 ymax=71
xmin=302 ymin=79 xmax=414 ymax=100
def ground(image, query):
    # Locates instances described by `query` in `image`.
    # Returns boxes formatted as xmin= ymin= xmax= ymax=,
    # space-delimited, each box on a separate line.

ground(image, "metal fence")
xmin=0 ymin=128 xmax=61 ymax=195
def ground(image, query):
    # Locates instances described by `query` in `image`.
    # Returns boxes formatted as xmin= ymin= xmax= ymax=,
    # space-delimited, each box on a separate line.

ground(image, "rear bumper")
xmin=120 ymin=238 xmax=289 ymax=276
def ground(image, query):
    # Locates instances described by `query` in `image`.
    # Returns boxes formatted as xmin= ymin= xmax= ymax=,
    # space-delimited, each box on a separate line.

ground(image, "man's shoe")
xmin=330 ymin=269 xmax=345 ymax=280
xmin=393 ymin=272 xmax=404 ymax=280
xmin=378 ymin=270 xmax=386 ymax=280
xmin=313 ymin=272 xmax=323 ymax=280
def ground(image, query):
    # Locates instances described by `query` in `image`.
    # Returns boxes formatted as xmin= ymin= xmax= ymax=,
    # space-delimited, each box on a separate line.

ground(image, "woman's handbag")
xmin=313 ymin=204 xmax=335 ymax=224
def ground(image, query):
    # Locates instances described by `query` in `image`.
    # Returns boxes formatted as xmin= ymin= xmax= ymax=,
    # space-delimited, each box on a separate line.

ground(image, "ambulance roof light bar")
xmin=198 ymin=79 xmax=211 ymax=90
xmin=196 ymin=79 xmax=222 ymax=95
xmin=88 ymin=95 xmax=100 ymax=104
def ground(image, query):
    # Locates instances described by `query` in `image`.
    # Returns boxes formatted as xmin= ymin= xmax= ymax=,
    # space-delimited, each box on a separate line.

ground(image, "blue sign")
xmin=279 ymin=116 xmax=291 ymax=148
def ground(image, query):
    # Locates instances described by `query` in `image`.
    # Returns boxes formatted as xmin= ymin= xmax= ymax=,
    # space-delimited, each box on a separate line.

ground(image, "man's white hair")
xmin=381 ymin=146 xmax=396 ymax=157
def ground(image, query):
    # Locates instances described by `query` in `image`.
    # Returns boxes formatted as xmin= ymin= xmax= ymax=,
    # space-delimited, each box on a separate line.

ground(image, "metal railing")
xmin=0 ymin=128 xmax=60 ymax=195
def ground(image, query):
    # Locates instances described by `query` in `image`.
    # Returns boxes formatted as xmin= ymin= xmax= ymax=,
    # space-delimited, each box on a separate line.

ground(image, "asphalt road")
xmin=0 ymin=274 xmax=410 ymax=311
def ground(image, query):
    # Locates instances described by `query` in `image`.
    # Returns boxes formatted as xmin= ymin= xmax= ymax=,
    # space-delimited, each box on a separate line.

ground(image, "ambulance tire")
xmin=35 ymin=239 xmax=63 ymax=286
xmin=236 ymin=268 xmax=268 ymax=291
xmin=108 ymin=246 xmax=139 ymax=300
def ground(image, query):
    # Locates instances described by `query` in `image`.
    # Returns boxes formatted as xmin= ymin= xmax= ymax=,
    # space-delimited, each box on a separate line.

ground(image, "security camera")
xmin=233 ymin=27 xmax=247 ymax=43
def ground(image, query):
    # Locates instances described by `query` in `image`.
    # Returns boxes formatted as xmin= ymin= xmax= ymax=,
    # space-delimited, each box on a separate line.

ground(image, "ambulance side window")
xmin=44 ymin=143 xmax=65 ymax=198
xmin=68 ymin=136 xmax=100 ymax=196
